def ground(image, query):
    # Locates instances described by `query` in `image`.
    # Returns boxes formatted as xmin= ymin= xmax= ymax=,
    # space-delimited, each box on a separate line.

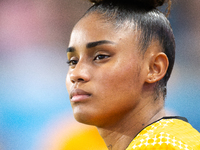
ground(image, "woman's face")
xmin=66 ymin=13 xmax=148 ymax=127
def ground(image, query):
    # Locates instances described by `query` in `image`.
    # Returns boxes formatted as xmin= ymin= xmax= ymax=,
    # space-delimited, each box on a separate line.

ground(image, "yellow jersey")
xmin=126 ymin=117 xmax=200 ymax=150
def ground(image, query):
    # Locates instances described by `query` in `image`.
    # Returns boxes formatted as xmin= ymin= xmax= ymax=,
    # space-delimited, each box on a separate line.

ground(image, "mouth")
xmin=70 ymin=89 xmax=91 ymax=102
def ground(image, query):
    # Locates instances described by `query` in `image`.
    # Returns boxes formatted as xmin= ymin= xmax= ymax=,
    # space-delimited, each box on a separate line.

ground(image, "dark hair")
xmin=83 ymin=0 xmax=175 ymax=99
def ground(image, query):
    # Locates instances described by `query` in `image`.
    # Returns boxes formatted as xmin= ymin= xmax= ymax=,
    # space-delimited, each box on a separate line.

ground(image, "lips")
xmin=70 ymin=89 xmax=91 ymax=102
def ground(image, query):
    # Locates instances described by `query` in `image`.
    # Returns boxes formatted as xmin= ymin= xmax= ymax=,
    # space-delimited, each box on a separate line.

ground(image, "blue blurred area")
xmin=0 ymin=0 xmax=200 ymax=150
xmin=166 ymin=69 xmax=200 ymax=131
xmin=0 ymin=46 xmax=71 ymax=150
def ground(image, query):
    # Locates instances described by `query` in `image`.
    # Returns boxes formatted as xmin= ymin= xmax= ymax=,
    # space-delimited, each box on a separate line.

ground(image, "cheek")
xmin=90 ymin=63 xmax=142 ymax=118
xmin=96 ymin=61 xmax=141 ymax=98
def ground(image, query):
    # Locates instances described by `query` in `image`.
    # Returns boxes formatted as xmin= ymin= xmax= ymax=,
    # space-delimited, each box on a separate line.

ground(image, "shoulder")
xmin=126 ymin=117 xmax=200 ymax=150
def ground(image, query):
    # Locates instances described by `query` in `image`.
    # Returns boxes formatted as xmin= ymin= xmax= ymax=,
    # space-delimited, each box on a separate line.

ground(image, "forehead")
xmin=71 ymin=14 xmax=115 ymax=42
xmin=74 ymin=13 xmax=115 ymax=31
xmin=69 ymin=13 xmax=138 ymax=47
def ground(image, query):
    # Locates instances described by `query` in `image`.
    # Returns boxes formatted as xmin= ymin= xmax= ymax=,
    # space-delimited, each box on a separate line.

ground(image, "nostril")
xmin=71 ymin=78 xmax=84 ymax=83
xmin=78 ymin=78 xmax=84 ymax=82
xmin=71 ymin=79 xmax=75 ymax=83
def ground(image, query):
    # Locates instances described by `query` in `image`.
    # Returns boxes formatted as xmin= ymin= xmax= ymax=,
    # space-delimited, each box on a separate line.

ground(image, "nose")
xmin=69 ymin=63 xmax=91 ymax=84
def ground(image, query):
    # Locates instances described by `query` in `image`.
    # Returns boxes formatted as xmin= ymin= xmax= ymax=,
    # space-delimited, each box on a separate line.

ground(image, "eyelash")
xmin=94 ymin=54 xmax=110 ymax=60
xmin=66 ymin=60 xmax=78 ymax=66
xmin=67 ymin=54 xmax=110 ymax=66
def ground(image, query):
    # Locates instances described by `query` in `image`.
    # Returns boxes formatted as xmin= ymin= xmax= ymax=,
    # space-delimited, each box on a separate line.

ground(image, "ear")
xmin=146 ymin=52 xmax=169 ymax=84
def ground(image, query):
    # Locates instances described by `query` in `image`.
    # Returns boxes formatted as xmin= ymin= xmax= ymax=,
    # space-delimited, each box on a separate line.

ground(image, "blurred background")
xmin=0 ymin=0 xmax=200 ymax=150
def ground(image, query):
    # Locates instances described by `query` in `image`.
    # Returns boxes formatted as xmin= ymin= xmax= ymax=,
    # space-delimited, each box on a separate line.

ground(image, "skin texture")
xmin=66 ymin=13 xmax=169 ymax=150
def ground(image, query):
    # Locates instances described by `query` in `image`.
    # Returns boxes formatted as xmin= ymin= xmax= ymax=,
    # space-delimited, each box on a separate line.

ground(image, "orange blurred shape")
xmin=61 ymin=126 xmax=107 ymax=150
xmin=37 ymin=115 xmax=107 ymax=150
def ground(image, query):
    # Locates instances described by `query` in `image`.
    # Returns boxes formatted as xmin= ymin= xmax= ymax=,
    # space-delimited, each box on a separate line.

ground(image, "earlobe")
xmin=146 ymin=52 xmax=169 ymax=84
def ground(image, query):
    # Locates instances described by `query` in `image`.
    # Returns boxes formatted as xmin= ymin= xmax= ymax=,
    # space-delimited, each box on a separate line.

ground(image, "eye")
xmin=94 ymin=54 xmax=110 ymax=60
xmin=67 ymin=59 xmax=78 ymax=66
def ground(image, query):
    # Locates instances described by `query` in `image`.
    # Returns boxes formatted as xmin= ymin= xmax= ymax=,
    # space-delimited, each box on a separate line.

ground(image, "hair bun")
xmin=137 ymin=0 xmax=166 ymax=8
xmin=89 ymin=0 xmax=170 ymax=8
xmin=89 ymin=0 xmax=171 ymax=16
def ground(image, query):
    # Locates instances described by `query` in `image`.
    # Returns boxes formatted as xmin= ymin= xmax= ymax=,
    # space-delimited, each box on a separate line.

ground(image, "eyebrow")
xmin=86 ymin=40 xmax=115 ymax=49
xmin=66 ymin=47 xmax=75 ymax=53
xmin=67 ymin=40 xmax=115 ymax=53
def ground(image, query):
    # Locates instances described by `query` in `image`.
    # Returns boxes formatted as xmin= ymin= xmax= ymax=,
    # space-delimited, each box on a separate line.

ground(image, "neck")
xmin=97 ymin=100 xmax=166 ymax=150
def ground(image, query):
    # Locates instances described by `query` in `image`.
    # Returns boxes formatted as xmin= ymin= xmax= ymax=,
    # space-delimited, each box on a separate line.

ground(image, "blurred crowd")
xmin=0 ymin=0 xmax=199 ymax=150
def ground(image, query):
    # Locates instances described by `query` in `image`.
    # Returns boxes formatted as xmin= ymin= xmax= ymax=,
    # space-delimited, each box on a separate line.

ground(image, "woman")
xmin=66 ymin=0 xmax=200 ymax=149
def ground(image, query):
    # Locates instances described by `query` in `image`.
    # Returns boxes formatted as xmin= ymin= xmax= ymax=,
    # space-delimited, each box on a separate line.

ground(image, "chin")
xmin=73 ymin=109 xmax=97 ymax=125
xmin=73 ymin=111 xmax=109 ymax=127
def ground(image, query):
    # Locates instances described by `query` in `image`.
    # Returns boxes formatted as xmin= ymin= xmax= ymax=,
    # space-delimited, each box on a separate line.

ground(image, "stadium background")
xmin=0 ymin=0 xmax=200 ymax=149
